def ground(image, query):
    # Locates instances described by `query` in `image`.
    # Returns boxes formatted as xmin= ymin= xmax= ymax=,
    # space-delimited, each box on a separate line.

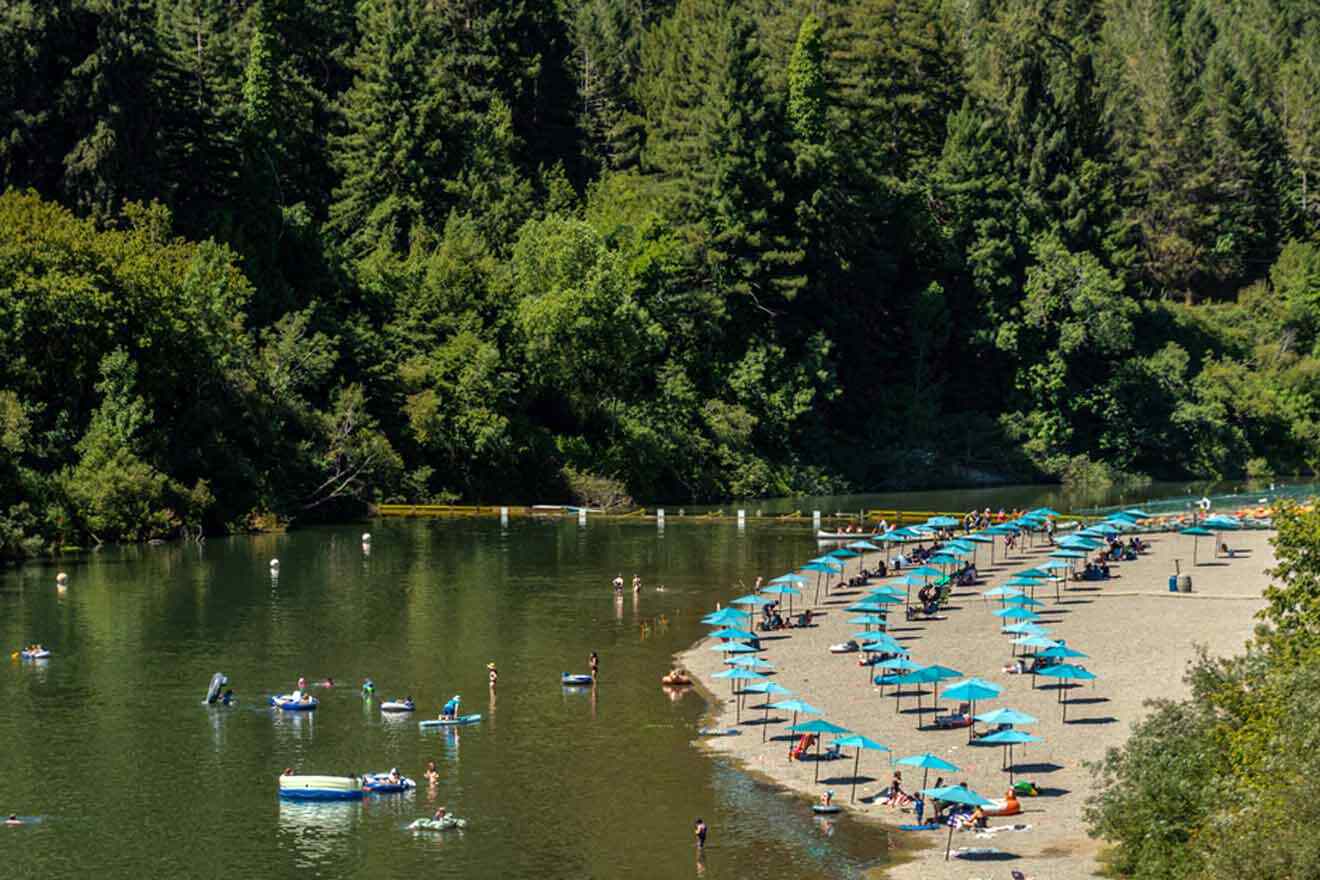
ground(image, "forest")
xmin=3 ymin=0 xmax=1320 ymax=552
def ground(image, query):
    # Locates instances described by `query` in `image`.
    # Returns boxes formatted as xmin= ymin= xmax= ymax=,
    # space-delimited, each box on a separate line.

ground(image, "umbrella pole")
xmin=967 ymin=701 xmax=976 ymax=744
xmin=850 ymin=750 xmax=860 ymax=803
xmin=788 ymin=710 xmax=798 ymax=760
xmin=945 ymin=824 xmax=954 ymax=860
xmin=814 ymin=738 xmax=821 ymax=783
xmin=915 ymin=690 xmax=922 ymax=730
xmin=763 ymin=704 xmax=769 ymax=742
xmin=922 ymin=767 xmax=930 ymax=791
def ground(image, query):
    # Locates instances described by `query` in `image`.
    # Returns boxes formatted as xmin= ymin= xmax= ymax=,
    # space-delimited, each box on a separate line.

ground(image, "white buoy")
xmin=361 ymin=532 xmax=371 ymax=542
xmin=56 ymin=572 xmax=68 ymax=586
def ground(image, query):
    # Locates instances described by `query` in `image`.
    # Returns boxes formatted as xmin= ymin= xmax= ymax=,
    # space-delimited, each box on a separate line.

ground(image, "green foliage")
xmin=1087 ymin=504 xmax=1320 ymax=880
xmin=6 ymin=0 xmax=1320 ymax=555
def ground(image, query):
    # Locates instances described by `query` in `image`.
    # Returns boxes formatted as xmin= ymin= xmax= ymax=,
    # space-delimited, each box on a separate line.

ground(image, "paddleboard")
xmin=419 ymin=713 xmax=482 ymax=728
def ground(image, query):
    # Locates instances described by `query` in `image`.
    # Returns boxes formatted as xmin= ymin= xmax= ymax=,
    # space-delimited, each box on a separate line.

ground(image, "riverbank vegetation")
xmin=3 ymin=0 xmax=1320 ymax=554
xmin=1086 ymin=501 xmax=1320 ymax=878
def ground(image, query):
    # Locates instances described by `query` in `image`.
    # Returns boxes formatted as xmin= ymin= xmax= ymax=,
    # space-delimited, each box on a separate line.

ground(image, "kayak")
xmin=380 ymin=700 xmax=415 ymax=713
xmin=278 ymin=775 xmax=363 ymax=801
xmin=408 ymin=816 xmax=467 ymax=831
xmin=419 ymin=713 xmax=482 ymax=728
xmin=270 ymin=694 xmax=319 ymax=711
xmin=362 ymin=772 xmax=416 ymax=793
xmin=561 ymin=673 xmax=594 ymax=685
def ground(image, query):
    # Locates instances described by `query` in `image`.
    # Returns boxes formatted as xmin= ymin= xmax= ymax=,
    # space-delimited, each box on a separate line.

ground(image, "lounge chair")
xmin=934 ymin=702 xmax=973 ymax=729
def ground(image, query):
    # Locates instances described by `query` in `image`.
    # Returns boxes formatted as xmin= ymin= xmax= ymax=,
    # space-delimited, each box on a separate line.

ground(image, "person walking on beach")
xmin=694 ymin=817 xmax=708 ymax=849
xmin=589 ymin=651 xmax=599 ymax=680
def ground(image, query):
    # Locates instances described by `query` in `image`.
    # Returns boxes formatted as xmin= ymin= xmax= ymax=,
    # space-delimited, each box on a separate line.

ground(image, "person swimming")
xmin=6 ymin=814 xmax=22 ymax=826
xmin=362 ymin=678 xmax=375 ymax=695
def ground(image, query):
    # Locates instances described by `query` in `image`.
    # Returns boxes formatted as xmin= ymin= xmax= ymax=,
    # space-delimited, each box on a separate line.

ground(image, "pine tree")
xmin=327 ymin=0 xmax=453 ymax=259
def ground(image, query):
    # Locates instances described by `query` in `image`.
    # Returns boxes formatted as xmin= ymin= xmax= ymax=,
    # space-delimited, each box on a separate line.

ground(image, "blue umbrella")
xmin=849 ymin=613 xmax=890 ymax=627
xmin=895 ymin=752 xmax=960 ymax=790
xmin=892 ymin=667 xmax=945 ymax=724
xmin=1003 ymin=594 xmax=1044 ymax=608
xmin=1121 ymin=508 xmax=1152 ymax=519
xmin=1049 ymin=549 xmax=1087 ymax=559
xmin=712 ymin=667 xmax=767 ymax=721
xmin=906 ymin=566 xmax=943 ymax=578
xmin=977 ymin=729 xmax=1043 ymax=783
xmin=982 ymin=585 xmax=1025 ymax=600
xmin=1036 ymin=664 xmax=1098 ymax=720
xmin=731 ymin=593 xmax=773 ymax=607
xmin=788 ymin=718 xmax=851 ymax=780
xmin=1181 ymin=526 xmax=1213 ymax=564
xmin=993 ymin=606 xmax=1040 ymax=621
xmin=709 ymin=642 xmax=757 ymax=654
xmin=1040 ymin=560 xmax=1073 ymax=571
xmin=926 ymin=516 xmax=959 ymax=527
xmin=1012 ymin=635 xmax=1060 ymax=649
xmin=961 ymin=534 xmax=993 ymax=544
xmin=926 ymin=553 xmax=962 ymax=567
xmin=975 ymin=707 xmax=1037 ymax=726
xmin=761 ymin=583 xmax=802 ymax=615
xmin=1002 ymin=622 xmax=1051 ymax=636
xmin=768 ymin=698 xmax=820 ymax=743
xmin=833 ymin=735 xmax=891 ymax=801
xmin=708 ymin=627 xmax=757 ymax=641
xmin=728 ymin=656 xmax=775 ymax=669
xmin=1013 ymin=568 xmax=1052 ymax=580
xmin=860 ymin=633 xmax=906 ymax=655
xmin=921 ymin=785 xmax=995 ymax=859
xmin=941 ymin=678 xmax=1002 ymax=741
xmin=1038 ymin=643 xmax=1088 ymax=660
xmin=770 ymin=574 xmax=806 ymax=584
xmin=703 ymin=607 xmax=747 ymax=626
xmin=744 ymin=680 xmax=793 ymax=740
xmin=867 ymin=585 xmax=907 ymax=598
xmin=848 ymin=540 xmax=881 ymax=552
xmin=1059 ymin=536 xmax=1102 ymax=550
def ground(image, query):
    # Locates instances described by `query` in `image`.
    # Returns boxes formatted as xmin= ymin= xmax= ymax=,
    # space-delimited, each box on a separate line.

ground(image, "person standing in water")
xmin=632 ymin=574 xmax=642 ymax=594
xmin=589 ymin=652 xmax=599 ymax=680
xmin=612 ymin=574 xmax=624 ymax=595
xmin=694 ymin=817 xmax=707 ymax=849
xmin=487 ymin=662 xmax=498 ymax=689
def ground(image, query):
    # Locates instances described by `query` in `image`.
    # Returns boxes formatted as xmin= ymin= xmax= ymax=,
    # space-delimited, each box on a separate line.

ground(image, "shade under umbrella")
xmin=895 ymin=751 xmax=959 ymax=791
xmin=920 ymin=785 xmax=995 ymax=859
xmin=744 ymin=681 xmax=793 ymax=741
xmin=788 ymin=718 xmax=851 ymax=782
xmin=833 ymin=734 xmax=890 ymax=802
xmin=1036 ymin=664 xmax=1098 ymax=721
xmin=941 ymin=678 xmax=1002 ymax=742
xmin=977 ymin=728 xmax=1043 ymax=783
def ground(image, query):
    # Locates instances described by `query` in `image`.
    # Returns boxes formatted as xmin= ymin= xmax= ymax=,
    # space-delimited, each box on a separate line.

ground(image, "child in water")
xmin=694 ymin=818 xmax=707 ymax=848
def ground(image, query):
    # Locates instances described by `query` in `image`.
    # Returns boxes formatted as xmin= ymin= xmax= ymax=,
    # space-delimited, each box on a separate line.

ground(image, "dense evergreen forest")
xmin=3 ymin=0 xmax=1320 ymax=552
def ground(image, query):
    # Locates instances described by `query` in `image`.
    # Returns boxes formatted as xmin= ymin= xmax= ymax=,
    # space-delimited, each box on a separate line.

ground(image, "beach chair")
xmin=790 ymin=733 xmax=817 ymax=760
xmin=934 ymin=702 xmax=972 ymax=729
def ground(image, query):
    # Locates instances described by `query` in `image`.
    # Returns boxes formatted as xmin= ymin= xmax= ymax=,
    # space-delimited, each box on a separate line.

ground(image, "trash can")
xmin=1168 ymin=576 xmax=1179 ymax=593
xmin=1177 ymin=574 xmax=1192 ymax=593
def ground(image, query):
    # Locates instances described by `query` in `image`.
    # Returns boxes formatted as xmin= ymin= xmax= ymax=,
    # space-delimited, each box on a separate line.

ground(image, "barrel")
xmin=1177 ymin=574 xmax=1192 ymax=593
xmin=1168 ymin=576 xmax=1179 ymax=593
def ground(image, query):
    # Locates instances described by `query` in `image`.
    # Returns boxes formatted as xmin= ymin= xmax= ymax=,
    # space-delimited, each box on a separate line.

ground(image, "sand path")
xmin=679 ymin=527 xmax=1273 ymax=879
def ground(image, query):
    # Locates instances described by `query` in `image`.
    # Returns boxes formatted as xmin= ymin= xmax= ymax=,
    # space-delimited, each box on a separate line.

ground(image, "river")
xmin=0 ymin=480 xmax=1277 ymax=878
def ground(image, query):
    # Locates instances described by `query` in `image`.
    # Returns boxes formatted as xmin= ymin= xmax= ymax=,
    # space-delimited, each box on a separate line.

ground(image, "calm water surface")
xmin=2 ymin=515 xmax=899 ymax=879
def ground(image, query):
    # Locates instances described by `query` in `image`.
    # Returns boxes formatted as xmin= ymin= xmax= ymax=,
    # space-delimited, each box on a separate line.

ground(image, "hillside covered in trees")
xmin=3 ymin=0 xmax=1320 ymax=552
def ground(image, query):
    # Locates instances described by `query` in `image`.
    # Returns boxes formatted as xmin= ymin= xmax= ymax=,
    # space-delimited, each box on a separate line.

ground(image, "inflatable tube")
xmin=983 ymin=798 xmax=1022 ymax=817
xmin=361 ymin=772 xmax=416 ymax=793
xmin=661 ymin=675 xmax=692 ymax=686
xmin=561 ymin=673 xmax=594 ymax=685
xmin=812 ymin=804 xmax=842 ymax=814
xmin=419 ymin=713 xmax=482 ymax=728
xmin=19 ymin=649 xmax=51 ymax=660
xmin=408 ymin=817 xmax=467 ymax=831
xmin=278 ymin=775 xmax=363 ymax=801
xmin=380 ymin=700 xmax=415 ymax=713
xmin=205 ymin=672 xmax=228 ymax=704
xmin=270 ymin=694 xmax=319 ymax=711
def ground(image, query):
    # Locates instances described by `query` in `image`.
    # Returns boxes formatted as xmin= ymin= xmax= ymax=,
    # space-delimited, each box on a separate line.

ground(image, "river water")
xmin=0 ymin=480 xmax=1261 ymax=878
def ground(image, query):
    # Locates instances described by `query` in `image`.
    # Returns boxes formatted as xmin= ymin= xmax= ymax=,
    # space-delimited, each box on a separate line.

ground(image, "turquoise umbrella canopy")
xmin=975 ymin=708 xmax=1037 ymax=726
xmin=982 ymin=586 xmax=1025 ymax=599
xmin=708 ymin=627 xmax=757 ymax=640
xmin=709 ymin=642 xmax=757 ymax=653
xmin=788 ymin=718 xmax=851 ymax=781
xmin=703 ymin=608 xmax=747 ymax=625
xmin=728 ymin=656 xmax=775 ymax=669
xmin=1049 ymin=549 xmax=1087 ymax=559
xmin=895 ymin=751 xmax=959 ymax=792
xmin=770 ymin=574 xmax=806 ymax=584
xmin=834 ymin=735 xmax=892 ymax=801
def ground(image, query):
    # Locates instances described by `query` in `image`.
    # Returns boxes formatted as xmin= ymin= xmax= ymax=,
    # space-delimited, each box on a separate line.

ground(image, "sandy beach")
xmin=679 ymin=526 xmax=1274 ymax=879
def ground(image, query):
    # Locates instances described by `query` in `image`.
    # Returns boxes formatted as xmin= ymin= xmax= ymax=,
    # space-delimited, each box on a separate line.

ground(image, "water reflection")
xmin=277 ymin=801 xmax=362 ymax=868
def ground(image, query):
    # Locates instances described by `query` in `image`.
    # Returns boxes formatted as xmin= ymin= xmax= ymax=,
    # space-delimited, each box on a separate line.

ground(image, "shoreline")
xmin=679 ymin=528 xmax=1275 ymax=878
